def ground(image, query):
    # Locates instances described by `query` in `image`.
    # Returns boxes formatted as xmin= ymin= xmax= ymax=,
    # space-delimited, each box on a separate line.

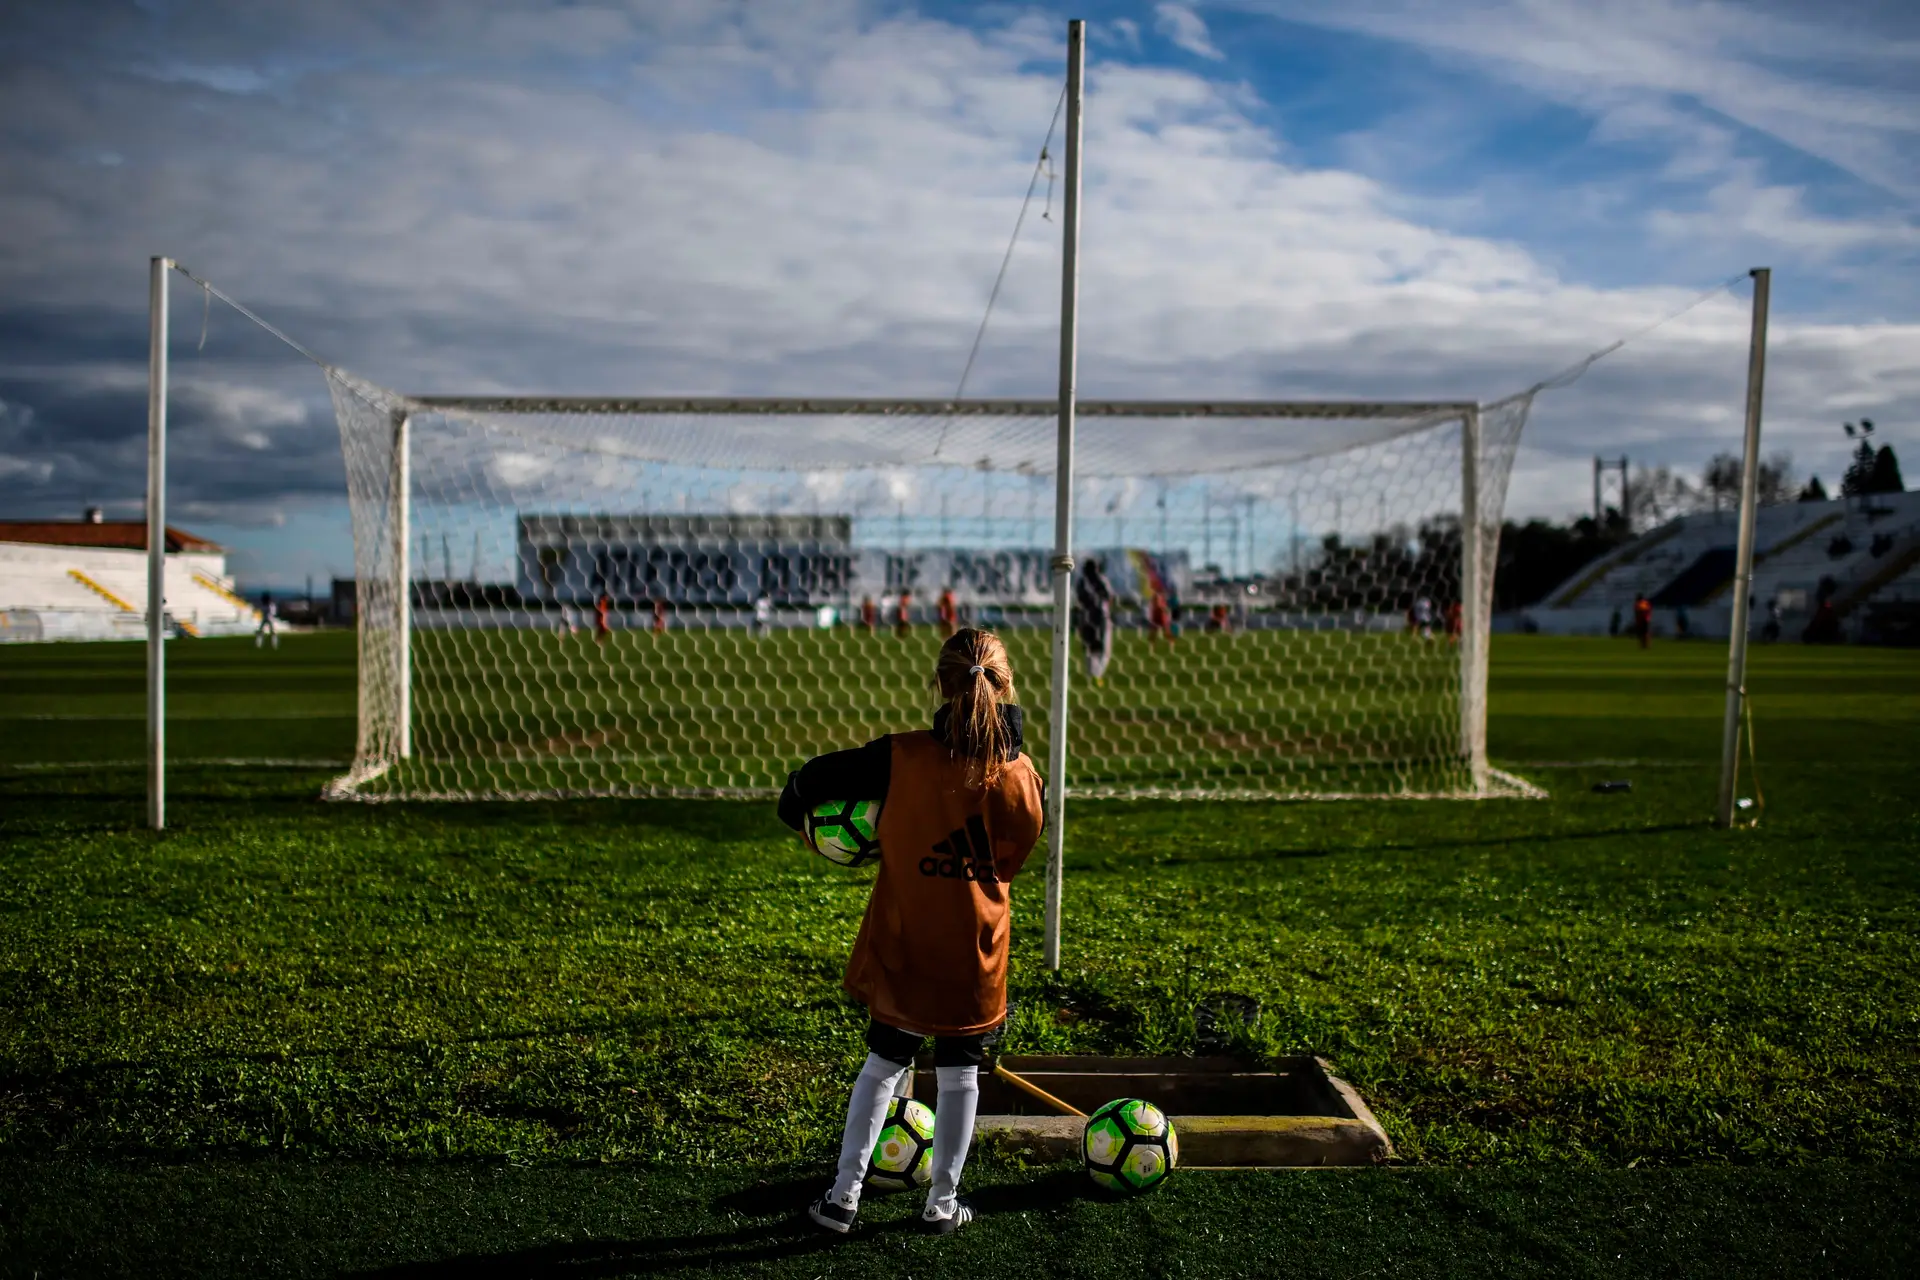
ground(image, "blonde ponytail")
xmin=931 ymin=627 xmax=1017 ymax=786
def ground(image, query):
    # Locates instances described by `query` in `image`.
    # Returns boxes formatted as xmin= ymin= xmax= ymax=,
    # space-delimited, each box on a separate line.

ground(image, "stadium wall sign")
xmin=514 ymin=513 xmax=1189 ymax=608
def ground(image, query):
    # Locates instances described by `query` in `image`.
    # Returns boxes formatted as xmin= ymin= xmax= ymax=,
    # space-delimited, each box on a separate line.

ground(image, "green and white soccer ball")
xmin=865 ymin=1095 xmax=935 ymax=1193
xmin=806 ymin=798 xmax=882 ymax=867
xmin=1082 ymin=1097 xmax=1178 ymax=1194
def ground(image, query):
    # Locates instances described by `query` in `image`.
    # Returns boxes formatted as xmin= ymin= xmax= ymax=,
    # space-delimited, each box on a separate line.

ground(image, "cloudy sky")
xmin=1 ymin=0 xmax=1915 ymax=588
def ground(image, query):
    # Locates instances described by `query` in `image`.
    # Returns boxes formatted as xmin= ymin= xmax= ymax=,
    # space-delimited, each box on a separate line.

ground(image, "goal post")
xmin=392 ymin=408 xmax=412 ymax=761
xmin=1461 ymin=404 xmax=1486 ymax=793
xmin=322 ymin=373 xmax=1542 ymax=806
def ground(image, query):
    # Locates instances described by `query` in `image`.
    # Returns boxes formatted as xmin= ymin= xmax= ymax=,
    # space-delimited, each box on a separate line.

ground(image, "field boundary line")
xmin=2 ymin=758 xmax=349 ymax=772
xmin=1 ymin=713 xmax=352 ymax=722
xmin=1509 ymin=758 xmax=1710 ymax=768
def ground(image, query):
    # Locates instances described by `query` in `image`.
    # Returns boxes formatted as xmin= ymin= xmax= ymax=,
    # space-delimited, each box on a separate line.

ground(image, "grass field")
xmin=1 ymin=633 xmax=1917 ymax=1276
xmin=410 ymin=624 xmax=1474 ymax=797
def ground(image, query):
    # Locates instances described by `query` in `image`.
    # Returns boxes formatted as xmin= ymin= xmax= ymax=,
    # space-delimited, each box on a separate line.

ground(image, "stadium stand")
xmin=0 ymin=520 xmax=259 ymax=642
xmin=1526 ymin=491 xmax=1920 ymax=642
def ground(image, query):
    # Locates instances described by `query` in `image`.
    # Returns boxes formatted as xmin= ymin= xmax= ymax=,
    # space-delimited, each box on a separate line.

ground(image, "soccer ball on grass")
xmin=805 ymin=798 xmax=882 ymax=867
xmin=1082 ymin=1097 xmax=1178 ymax=1193
xmin=865 ymin=1095 xmax=935 ymax=1192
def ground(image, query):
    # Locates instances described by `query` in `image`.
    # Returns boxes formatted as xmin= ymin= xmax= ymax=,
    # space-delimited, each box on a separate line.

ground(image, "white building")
xmin=0 ymin=516 xmax=260 ymax=642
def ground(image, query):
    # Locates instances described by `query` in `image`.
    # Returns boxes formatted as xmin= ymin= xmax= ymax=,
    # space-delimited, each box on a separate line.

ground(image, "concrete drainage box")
xmin=912 ymin=1055 xmax=1392 ymax=1168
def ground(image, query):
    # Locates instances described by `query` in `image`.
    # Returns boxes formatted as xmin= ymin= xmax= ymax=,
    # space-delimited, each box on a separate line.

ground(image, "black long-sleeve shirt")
xmin=776 ymin=705 xmax=1027 ymax=830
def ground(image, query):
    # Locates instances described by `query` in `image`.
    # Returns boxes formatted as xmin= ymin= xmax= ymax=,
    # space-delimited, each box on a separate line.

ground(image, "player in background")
xmin=1412 ymin=596 xmax=1435 ymax=639
xmin=1805 ymin=583 xmax=1841 ymax=643
xmin=937 ymin=587 xmax=958 ymax=638
xmin=254 ymin=591 xmax=279 ymax=650
xmin=754 ymin=590 xmax=774 ymax=638
xmin=1209 ymin=602 xmax=1230 ymax=633
xmin=779 ymin=629 xmax=1044 ymax=1238
xmin=1074 ymin=557 xmax=1115 ymax=684
xmin=861 ymin=595 xmax=878 ymax=634
xmin=1445 ymin=599 xmax=1463 ymax=644
xmin=1146 ymin=589 xmax=1173 ymax=644
xmin=895 ymin=590 xmax=913 ymax=639
xmin=595 ymin=592 xmax=612 ymax=643
xmin=652 ymin=597 xmax=668 ymax=634
xmin=1633 ymin=593 xmax=1653 ymax=649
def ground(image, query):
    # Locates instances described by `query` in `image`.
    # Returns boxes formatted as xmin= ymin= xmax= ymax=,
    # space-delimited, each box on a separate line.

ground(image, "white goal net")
xmin=323 ymin=372 xmax=1538 ymax=802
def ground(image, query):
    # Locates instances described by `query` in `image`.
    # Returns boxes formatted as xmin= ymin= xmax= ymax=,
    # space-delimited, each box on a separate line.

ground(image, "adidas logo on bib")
xmin=920 ymin=815 xmax=997 ymax=883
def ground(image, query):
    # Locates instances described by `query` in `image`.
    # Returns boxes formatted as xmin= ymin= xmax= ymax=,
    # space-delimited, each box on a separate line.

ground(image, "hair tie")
xmin=968 ymin=664 xmax=985 ymax=676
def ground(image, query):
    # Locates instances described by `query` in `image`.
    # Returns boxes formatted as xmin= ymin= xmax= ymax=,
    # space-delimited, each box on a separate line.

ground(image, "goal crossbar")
xmin=406 ymin=396 xmax=1480 ymax=420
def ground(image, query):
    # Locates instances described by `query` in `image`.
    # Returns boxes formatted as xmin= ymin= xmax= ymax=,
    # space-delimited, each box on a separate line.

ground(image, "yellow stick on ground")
xmin=992 ymin=1061 xmax=1086 ymax=1118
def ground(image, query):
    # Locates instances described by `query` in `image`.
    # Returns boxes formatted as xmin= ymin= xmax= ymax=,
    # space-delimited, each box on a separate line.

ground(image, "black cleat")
xmin=807 ymin=1195 xmax=857 ymax=1235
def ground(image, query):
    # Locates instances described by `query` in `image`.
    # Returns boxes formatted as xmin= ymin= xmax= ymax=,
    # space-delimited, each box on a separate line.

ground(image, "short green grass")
xmin=1 ymin=633 xmax=1917 ymax=1277
xmin=409 ymin=623 xmax=1473 ymax=796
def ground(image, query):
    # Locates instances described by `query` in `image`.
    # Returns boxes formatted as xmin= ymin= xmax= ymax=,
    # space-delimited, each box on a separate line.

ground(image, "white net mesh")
xmin=324 ymin=371 xmax=1538 ymax=801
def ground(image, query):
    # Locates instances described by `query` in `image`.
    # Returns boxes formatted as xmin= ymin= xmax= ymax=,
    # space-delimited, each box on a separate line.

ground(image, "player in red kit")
xmin=1147 ymin=591 xmax=1172 ymax=644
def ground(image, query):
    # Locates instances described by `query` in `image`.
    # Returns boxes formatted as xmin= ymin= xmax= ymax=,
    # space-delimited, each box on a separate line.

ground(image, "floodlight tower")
xmin=1593 ymin=455 xmax=1629 ymax=526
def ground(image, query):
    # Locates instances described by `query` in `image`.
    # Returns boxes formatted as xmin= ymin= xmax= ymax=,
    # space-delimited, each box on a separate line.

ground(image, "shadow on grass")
xmin=964 ymin=1167 xmax=1087 ymax=1214
xmin=1 ymin=996 xmax=850 ymax=1089
xmin=350 ymin=1224 xmax=838 ymax=1278
xmin=347 ymin=1172 xmax=1096 ymax=1278
xmin=396 ymin=797 xmax=794 ymax=843
xmin=1087 ymin=820 xmax=1711 ymax=870
xmin=350 ymin=1175 xmax=829 ymax=1277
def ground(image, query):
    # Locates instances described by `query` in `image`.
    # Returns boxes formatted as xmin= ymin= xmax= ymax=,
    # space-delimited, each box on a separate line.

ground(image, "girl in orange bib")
xmin=779 ymin=628 xmax=1044 ymax=1236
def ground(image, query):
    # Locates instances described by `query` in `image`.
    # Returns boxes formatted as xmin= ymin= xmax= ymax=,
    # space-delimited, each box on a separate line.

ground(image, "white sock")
xmin=925 ymin=1065 xmax=979 ymax=1217
xmin=828 ymin=1053 xmax=909 ymax=1209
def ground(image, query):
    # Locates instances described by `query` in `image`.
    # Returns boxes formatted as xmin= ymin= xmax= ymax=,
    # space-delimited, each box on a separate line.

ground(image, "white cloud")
xmin=0 ymin=397 xmax=35 ymax=429
xmin=1649 ymin=177 xmax=1920 ymax=257
xmin=0 ymin=0 xmax=1912 ymax=546
xmin=1155 ymin=3 xmax=1227 ymax=60
xmin=144 ymin=63 xmax=272 ymax=95
xmin=175 ymin=497 xmax=289 ymax=527
xmin=489 ymin=452 xmax=555 ymax=487
xmin=0 ymin=455 xmax=55 ymax=483
xmin=1229 ymin=0 xmax=1920 ymax=200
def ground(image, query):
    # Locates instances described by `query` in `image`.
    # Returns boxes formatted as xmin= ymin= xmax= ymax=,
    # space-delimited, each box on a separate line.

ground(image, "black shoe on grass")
xmin=807 ymin=1196 xmax=857 ymax=1235
xmin=921 ymin=1197 xmax=975 ymax=1236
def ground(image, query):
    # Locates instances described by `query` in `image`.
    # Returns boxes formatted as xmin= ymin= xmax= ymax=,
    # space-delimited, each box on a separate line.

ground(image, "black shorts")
xmin=866 ymin=1018 xmax=988 ymax=1069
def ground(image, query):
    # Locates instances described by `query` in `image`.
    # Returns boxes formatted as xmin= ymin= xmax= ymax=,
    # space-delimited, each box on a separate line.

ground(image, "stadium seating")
xmin=1528 ymin=492 xmax=1920 ymax=640
xmin=0 ymin=540 xmax=259 ymax=641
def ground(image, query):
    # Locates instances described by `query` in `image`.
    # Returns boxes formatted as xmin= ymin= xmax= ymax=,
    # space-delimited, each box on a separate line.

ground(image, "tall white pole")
xmin=393 ymin=410 xmax=413 ymax=760
xmin=1717 ymin=268 xmax=1770 ymax=827
xmin=146 ymin=256 xmax=170 ymax=831
xmin=1043 ymin=18 xmax=1084 ymax=973
xmin=1459 ymin=407 xmax=1488 ymax=793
